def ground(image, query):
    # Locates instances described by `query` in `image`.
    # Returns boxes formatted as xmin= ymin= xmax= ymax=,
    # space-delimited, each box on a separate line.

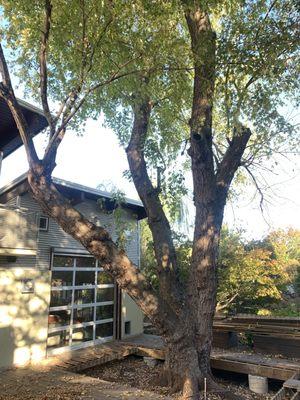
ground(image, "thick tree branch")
xmin=216 ymin=293 xmax=239 ymax=312
xmin=183 ymin=2 xmax=215 ymax=134
xmin=216 ymin=127 xmax=252 ymax=203
xmin=40 ymin=0 xmax=55 ymax=135
xmin=0 ymin=43 xmax=39 ymax=167
xmin=27 ymin=167 xmax=178 ymax=336
xmin=126 ymin=97 xmax=182 ymax=307
xmin=183 ymin=2 xmax=216 ymax=203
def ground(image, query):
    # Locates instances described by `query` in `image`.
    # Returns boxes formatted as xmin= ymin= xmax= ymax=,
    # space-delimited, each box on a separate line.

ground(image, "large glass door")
xmin=47 ymin=254 xmax=115 ymax=355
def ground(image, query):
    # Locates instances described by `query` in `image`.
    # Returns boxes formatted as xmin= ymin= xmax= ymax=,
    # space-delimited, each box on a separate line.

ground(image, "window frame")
xmin=47 ymin=252 xmax=115 ymax=355
xmin=39 ymin=215 xmax=49 ymax=231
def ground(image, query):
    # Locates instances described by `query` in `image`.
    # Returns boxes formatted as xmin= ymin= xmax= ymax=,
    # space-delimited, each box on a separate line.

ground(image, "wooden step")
xmin=284 ymin=379 xmax=300 ymax=391
xmin=271 ymin=387 xmax=300 ymax=400
xmin=291 ymin=392 xmax=300 ymax=400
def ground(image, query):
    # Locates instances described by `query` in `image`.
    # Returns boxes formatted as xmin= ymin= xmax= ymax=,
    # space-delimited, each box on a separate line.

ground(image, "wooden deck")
xmin=213 ymin=315 xmax=300 ymax=358
xmin=121 ymin=334 xmax=300 ymax=381
xmin=39 ymin=334 xmax=300 ymax=382
xmin=42 ymin=341 xmax=138 ymax=372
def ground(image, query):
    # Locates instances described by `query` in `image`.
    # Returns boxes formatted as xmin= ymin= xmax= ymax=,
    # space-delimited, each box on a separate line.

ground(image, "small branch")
xmin=79 ymin=0 xmax=88 ymax=81
xmin=244 ymin=74 xmax=258 ymax=90
xmin=47 ymin=6 xmax=114 ymax=143
xmin=43 ymin=65 xmax=142 ymax=169
xmin=243 ymin=165 xmax=265 ymax=216
xmin=212 ymin=141 xmax=224 ymax=167
xmin=253 ymin=0 xmax=278 ymax=45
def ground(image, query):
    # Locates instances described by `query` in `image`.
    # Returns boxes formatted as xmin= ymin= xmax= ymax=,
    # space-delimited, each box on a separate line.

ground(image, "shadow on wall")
xmin=0 ymin=326 xmax=15 ymax=367
xmin=0 ymin=268 xmax=51 ymax=368
xmin=0 ymin=207 xmax=38 ymax=251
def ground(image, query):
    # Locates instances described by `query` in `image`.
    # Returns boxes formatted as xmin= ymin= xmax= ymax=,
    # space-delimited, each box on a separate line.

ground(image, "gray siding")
xmin=0 ymin=192 xmax=139 ymax=270
xmin=4 ymin=196 xmax=18 ymax=207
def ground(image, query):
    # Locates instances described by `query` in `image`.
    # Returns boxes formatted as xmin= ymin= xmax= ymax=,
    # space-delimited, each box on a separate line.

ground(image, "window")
xmin=47 ymin=254 xmax=115 ymax=355
xmin=39 ymin=216 xmax=49 ymax=231
xmin=125 ymin=321 xmax=131 ymax=335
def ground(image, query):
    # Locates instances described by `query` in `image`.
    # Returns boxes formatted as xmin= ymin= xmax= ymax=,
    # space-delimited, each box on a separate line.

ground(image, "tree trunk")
xmin=161 ymin=320 xmax=242 ymax=400
xmin=164 ymin=337 xmax=204 ymax=399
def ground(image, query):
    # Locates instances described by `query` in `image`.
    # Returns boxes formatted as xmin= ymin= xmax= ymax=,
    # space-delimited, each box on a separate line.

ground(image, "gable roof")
xmin=0 ymin=173 xmax=146 ymax=219
xmin=0 ymin=98 xmax=48 ymax=158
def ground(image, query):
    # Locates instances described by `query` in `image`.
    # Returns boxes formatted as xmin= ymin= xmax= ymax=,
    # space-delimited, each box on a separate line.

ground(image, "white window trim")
xmin=51 ymin=284 xmax=114 ymax=291
xmin=39 ymin=215 xmax=49 ymax=231
xmin=48 ymin=318 xmax=114 ymax=334
xmin=49 ymin=300 xmax=114 ymax=312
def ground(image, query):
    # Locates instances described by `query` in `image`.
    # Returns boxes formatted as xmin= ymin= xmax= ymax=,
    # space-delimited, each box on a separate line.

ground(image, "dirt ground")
xmin=0 ymin=365 xmax=166 ymax=400
xmin=83 ymin=355 xmax=276 ymax=399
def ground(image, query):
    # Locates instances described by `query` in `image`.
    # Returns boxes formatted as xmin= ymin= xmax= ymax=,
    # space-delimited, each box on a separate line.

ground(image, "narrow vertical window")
xmin=125 ymin=321 xmax=131 ymax=335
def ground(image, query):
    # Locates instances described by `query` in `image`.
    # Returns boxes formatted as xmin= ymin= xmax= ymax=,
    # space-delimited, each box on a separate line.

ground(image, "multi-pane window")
xmin=47 ymin=254 xmax=115 ymax=354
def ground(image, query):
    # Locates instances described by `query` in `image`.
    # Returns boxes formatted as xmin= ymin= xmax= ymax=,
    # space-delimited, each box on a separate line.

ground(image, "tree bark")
xmin=162 ymin=320 xmax=242 ymax=400
xmin=181 ymin=3 xmax=219 ymax=387
xmin=126 ymin=98 xmax=183 ymax=308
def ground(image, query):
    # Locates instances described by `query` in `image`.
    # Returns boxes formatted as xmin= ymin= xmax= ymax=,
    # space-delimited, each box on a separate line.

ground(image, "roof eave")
xmin=0 ymin=174 xmax=146 ymax=219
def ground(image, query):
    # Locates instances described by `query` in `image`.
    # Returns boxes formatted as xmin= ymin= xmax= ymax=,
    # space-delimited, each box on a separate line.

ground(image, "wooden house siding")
xmin=0 ymin=192 xmax=140 ymax=270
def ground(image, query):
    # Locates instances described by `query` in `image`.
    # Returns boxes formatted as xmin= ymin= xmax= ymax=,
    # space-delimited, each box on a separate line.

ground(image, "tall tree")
xmin=0 ymin=1 xmax=299 ymax=399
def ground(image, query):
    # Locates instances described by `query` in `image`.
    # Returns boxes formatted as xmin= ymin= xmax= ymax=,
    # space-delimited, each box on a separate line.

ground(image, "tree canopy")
xmin=1 ymin=0 xmax=299 ymax=205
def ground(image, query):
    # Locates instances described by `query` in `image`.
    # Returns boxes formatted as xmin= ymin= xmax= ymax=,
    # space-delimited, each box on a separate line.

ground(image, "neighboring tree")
xmin=142 ymin=226 xmax=298 ymax=315
xmin=0 ymin=1 xmax=299 ymax=399
xmin=217 ymin=227 xmax=291 ymax=314
xmin=141 ymin=223 xmax=192 ymax=288
xmin=257 ymin=228 xmax=300 ymax=315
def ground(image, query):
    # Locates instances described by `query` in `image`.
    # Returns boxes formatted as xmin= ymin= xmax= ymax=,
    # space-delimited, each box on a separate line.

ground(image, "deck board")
xmin=121 ymin=334 xmax=300 ymax=381
xmin=40 ymin=334 xmax=300 ymax=382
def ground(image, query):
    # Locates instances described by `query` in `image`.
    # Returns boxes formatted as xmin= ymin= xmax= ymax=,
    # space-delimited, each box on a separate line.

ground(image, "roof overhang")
xmin=0 ymin=173 xmax=146 ymax=220
xmin=0 ymin=97 xmax=48 ymax=158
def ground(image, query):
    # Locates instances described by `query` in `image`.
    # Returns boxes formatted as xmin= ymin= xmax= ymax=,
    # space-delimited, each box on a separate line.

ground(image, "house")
xmin=0 ymin=97 xmax=48 ymax=165
xmin=0 ymin=99 xmax=145 ymax=369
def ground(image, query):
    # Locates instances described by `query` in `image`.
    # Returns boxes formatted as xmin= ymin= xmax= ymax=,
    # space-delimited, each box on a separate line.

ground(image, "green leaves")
xmin=214 ymin=0 xmax=300 ymax=159
xmin=217 ymin=227 xmax=300 ymax=314
xmin=1 ymin=0 xmax=299 ymax=216
xmin=97 ymin=185 xmax=137 ymax=250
